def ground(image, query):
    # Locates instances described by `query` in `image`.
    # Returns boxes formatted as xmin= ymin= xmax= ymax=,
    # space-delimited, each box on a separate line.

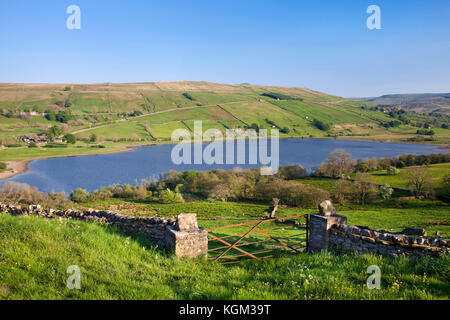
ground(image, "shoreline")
xmin=0 ymin=137 xmax=448 ymax=182
xmin=0 ymin=144 xmax=138 ymax=181
xmin=0 ymin=160 xmax=32 ymax=181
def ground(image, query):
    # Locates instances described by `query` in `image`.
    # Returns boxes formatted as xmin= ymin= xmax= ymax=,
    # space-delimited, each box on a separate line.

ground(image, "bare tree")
xmin=319 ymin=149 xmax=356 ymax=178
xmin=352 ymin=172 xmax=379 ymax=204
xmin=407 ymin=166 xmax=431 ymax=198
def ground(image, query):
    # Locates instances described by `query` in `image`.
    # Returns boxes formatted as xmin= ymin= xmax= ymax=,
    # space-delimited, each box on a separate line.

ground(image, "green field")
xmin=74 ymin=197 xmax=450 ymax=238
xmin=362 ymin=163 xmax=450 ymax=190
xmin=1 ymin=82 xmax=449 ymax=165
xmin=0 ymin=213 xmax=448 ymax=300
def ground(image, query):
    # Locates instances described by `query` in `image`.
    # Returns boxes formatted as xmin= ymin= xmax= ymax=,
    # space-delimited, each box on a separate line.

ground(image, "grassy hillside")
xmin=355 ymin=93 xmax=450 ymax=115
xmin=361 ymin=163 xmax=450 ymax=190
xmin=1 ymin=82 xmax=449 ymax=163
xmin=1 ymin=214 xmax=448 ymax=300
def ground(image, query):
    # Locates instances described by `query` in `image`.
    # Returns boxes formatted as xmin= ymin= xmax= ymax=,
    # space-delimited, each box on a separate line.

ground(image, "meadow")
xmin=1 ymin=82 xmax=449 ymax=168
xmin=1 ymin=164 xmax=449 ymax=300
xmin=363 ymin=163 xmax=450 ymax=190
xmin=0 ymin=214 xmax=448 ymax=300
xmin=0 ymin=82 xmax=449 ymax=300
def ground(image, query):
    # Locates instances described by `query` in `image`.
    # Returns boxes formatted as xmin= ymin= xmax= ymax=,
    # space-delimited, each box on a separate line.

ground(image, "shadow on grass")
xmin=100 ymin=223 xmax=175 ymax=258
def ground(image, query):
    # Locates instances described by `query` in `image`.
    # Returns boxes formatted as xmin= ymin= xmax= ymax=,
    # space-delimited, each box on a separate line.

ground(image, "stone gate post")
xmin=308 ymin=201 xmax=347 ymax=252
xmin=164 ymin=213 xmax=208 ymax=258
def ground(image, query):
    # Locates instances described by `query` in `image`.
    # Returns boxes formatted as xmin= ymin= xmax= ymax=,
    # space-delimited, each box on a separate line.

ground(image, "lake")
xmin=4 ymin=138 xmax=443 ymax=193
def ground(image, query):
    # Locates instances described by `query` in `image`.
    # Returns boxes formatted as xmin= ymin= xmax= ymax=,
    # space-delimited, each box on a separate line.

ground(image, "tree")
xmin=207 ymin=184 xmax=233 ymax=202
xmin=89 ymin=133 xmax=97 ymax=143
xmin=407 ymin=166 xmax=431 ymax=198
xmin=396 ymin=160 xmax=406 ymax=168
xmin=47 ymin=125 xmax=63 ymax=142
xmin=63 ymin=133 xmax=76 ymax=144
xmin=333 ymin=178 xmax=353 ymax=205
xmin=249 ymin=123 xmax=260 ymax=133
xmin=352 ymin=172 xmax=379 ymax=204
xmin=319 ymin=149 xmax=356 ymax=178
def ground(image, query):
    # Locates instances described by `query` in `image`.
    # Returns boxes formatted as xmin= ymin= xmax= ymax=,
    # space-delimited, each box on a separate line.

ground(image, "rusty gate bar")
xmin=206 ymin=214 xmax=309 ymax=264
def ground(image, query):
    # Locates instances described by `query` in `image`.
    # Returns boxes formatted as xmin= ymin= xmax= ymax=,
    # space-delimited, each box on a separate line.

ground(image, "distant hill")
xmin=352 ymin=93 xmax=450 ymax=115
xmin=0 ymin=82 xmax=449 ymax=149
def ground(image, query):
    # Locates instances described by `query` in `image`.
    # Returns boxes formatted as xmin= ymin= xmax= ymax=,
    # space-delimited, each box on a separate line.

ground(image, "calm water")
xmin=5 ymin=138 xmax=442 ymax=194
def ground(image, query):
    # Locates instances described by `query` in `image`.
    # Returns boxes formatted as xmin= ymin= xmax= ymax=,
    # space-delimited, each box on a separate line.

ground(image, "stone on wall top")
xmin=175 ymin=213 xmax=199 ymax=232
xmin=318 ymin=200 xmax=336 ymax=217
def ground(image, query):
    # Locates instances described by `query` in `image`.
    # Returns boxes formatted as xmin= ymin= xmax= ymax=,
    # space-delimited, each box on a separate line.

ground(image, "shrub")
xmin=260 ymin=92 xmax=302 ymax=101
xmin=312 ymin=119 xmax=331 ymax=131
xmin=386 ymin=166 xmax=400 ymax=175
xmin=133 ymin=185 xmax=149 ymax=200
xmin=87 ymin=188 xmax=112 ymax=201
xmin=28 ymin=142 xmax=38 ymax=148
xmin=63 ymin=133 xmax=76 ymax=144
xmin=442 ymin=174 xmax=450 ymax=189
xmin=108 ymin=184 xmax=134 ymax=198
xmin=159 ymin=189 xmax=184 ymax=204
xmin=279 ymin=165 xmax=307 ymax=180
xmin=254 ymin=179 xmax=329 ymax=207
xmin=70 ymin=188 xmax=90 ymax=203
xmin=0 ymin=162 xmax=7 ymax=171
xmin=280 ymin=127 xmax=290 ymax=134
xmin=416 ymin=129 xmax=435 ymax=135
xmin=182 ymin=92 xmax=195 ymax=101
xmin=5 ymin=143 xmax=22 ymax=148
xmin=44 ymin=143 xmax=68 ymax=148
xmin=0 ymin=181 xmax=44 ymax=205
xmin=379 ymin=184 xmax=394 ymax=200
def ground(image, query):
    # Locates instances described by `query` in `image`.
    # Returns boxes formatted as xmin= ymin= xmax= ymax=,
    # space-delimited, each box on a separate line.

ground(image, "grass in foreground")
xmin=1 ymin=214 xmax=448 ymax=300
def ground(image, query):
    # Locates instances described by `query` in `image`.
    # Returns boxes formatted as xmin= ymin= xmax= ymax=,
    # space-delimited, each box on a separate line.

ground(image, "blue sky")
xmin=0 ymin=0 xmax=449 ymax=97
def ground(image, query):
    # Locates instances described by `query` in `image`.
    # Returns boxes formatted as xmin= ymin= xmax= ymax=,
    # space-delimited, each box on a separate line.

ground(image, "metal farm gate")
xmin=206 ymin=214 xmax=309 ymax=264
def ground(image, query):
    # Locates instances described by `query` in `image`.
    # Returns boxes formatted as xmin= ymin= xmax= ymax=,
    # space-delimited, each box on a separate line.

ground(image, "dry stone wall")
xmin=0 ymin=204 xmax=208 ymax=258
xmin=0 ymin=203 xmax=175 ymax=246
xmin=329 ymin=223 xmax=449 ymax=258
xmin=309 ymin=211 xmax=449 ymax=258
